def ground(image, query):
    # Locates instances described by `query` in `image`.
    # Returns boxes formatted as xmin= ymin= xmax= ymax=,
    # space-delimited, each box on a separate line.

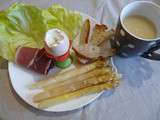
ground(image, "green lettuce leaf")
xmin=43 ymin=4 xmax=82 ymax=40
xmin=0 ymin=3 xmax=46 ymax=61
xmin=0 ymin=3 xmax=82 ymax=61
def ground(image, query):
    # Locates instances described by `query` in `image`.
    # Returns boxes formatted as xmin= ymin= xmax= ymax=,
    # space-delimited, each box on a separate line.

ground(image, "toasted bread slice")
xmin=90 ymin=24 xmax=109 ymax=46
xmin=72 ymin=43 xmax=114 ymax=59
xmin=73 ymin=21 xmax=115 ymax=64
xmin=80 ymin=19 xmax=90 ymax=44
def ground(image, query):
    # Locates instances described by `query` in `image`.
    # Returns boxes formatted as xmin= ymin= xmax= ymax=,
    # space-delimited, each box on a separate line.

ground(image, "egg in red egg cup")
xmin=44 ymin=40 xmax=72 ymax=62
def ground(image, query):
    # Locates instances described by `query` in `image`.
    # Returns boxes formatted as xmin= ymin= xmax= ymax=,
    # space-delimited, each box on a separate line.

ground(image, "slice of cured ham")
xmin=15 ymin=47 xmax=54 ymax=75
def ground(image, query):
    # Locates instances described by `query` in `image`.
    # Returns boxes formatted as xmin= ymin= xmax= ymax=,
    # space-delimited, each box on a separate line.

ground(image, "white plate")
xmin=8 ymin=13 xmax=115 ymax=112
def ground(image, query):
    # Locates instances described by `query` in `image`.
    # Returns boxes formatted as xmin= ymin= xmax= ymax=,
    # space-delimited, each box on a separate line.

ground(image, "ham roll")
xmin=15 ymin=47 xmax=54 ymax=75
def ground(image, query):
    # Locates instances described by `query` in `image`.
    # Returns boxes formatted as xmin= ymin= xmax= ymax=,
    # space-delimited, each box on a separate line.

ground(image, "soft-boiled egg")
xmin=44 ymin=28 xmax=70 ymax=57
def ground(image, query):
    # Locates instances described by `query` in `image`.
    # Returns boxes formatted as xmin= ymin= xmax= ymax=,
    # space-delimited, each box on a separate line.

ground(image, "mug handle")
xmin=141 ymin=41 xmax=160 ymax=60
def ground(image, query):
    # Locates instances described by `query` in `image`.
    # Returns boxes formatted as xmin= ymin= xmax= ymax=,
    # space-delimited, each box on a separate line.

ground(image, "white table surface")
xmin=0 ymin=0 xmax=160 ymax=120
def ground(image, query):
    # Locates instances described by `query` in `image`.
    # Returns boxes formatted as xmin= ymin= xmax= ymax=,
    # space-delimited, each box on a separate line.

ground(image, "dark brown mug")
xmin=111 ymin=1 xmax=160 ymax=60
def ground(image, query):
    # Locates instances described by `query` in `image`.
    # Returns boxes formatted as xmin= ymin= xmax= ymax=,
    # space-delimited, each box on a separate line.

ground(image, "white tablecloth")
xmin=0 ymin=0 xmax=160 ymax=120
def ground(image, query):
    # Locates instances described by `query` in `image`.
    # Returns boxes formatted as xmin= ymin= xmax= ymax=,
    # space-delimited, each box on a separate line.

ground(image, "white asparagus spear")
xmin=29 ymin=60 xmax=106 ymax=89
xmin=33 ymin=71 xmax=116 ymax=102
xmin=37 ymin=82 xmax=114 ymax=109
xmin=43 ymin=67 xmax=112 ymax=90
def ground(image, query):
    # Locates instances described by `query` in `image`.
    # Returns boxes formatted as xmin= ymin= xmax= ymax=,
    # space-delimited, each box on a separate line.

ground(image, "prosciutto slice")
xmin=15 ymin=47 xmax=54 ymax=75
